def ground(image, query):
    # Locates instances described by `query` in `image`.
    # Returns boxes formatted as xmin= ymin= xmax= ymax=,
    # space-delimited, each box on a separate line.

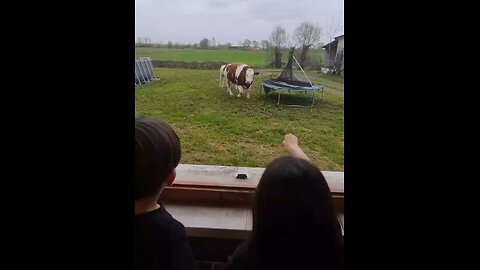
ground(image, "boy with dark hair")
xmin=135 ymin=117 xmax=197 ymax=270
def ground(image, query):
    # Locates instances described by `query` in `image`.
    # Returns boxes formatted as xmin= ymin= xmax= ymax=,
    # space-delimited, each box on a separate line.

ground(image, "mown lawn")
xmin=135 ymin=68 xmax=344 ymax=171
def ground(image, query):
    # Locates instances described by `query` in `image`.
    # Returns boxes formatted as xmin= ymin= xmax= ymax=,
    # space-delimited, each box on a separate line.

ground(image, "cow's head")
xmin=245 ymin=68 xmax=259 ymax=84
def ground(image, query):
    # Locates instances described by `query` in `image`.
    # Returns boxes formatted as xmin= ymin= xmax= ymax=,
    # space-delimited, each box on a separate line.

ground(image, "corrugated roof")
xmin=322 ymin=34 xmax=344 ymax=48
xmin=322 ymin=40 xmax=337 ymax=49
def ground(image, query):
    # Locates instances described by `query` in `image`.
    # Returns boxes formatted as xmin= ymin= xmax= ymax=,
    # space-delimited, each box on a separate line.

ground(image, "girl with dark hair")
xmin=223 ymin=134 xmax=343 ymax=270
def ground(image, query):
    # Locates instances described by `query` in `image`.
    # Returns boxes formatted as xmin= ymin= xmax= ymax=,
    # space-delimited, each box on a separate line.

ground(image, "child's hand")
xmin=283 ymin=134 xmax=299 ymax=150
xmin=283 ymin=134 xmax=311 ymax=161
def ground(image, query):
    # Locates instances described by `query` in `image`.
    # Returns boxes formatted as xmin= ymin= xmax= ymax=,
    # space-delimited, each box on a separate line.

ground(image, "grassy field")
xmin=135 ymin=47 xmax=323 ymax=68
xmin=135 ymin=48 xmax=267 ymax=66
xmin=135 ymin=68 xmax=344 ymax=171
xmin=318 ymin=73 xmax=344 ymax=84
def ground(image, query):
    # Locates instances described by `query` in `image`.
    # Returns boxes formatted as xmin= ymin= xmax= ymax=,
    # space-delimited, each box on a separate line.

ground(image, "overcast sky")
xmin=135 ymin=0 xmax=343 ymax=45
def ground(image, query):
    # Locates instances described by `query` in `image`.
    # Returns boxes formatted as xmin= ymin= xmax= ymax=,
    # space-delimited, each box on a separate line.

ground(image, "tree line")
xmin=136 ymin=19 xmax=343 ymax=70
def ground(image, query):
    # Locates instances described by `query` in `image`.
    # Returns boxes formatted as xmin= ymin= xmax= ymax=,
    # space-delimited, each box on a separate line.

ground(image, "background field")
xmin=135 ymin=68 xmax=344 ymax=171
xmin=135 ymin=47 xmax=323 ymax=68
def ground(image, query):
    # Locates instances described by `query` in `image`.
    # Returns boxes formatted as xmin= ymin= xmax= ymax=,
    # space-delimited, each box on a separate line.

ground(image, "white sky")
xmin=135 ymin=0 xmax=344 ymax=45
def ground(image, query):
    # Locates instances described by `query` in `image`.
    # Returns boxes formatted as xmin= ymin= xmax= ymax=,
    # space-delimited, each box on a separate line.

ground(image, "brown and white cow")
xmin=219 ymin=64 xmax=227 ymax=87
xmin=219 ymin=64 xmax=259 ymax=98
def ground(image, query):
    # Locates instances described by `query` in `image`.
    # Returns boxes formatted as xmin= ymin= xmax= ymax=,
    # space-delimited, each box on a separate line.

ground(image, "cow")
xmin=220 ymin=64 xmax=259 ymax=98
xmin=219 ymin=64 xmax=227 ymax=87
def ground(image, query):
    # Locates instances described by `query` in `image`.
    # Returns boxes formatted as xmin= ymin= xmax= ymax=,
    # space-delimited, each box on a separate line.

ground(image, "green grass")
xmin=135 ymin=48 xmax=267 ymax=66
xmin=318 ymin=73 xmax=344 ymax=84
xmin=135 ymin=47 xmax=324 ymax=69
xmin=135 ymin=68 xmax=344 ymax=171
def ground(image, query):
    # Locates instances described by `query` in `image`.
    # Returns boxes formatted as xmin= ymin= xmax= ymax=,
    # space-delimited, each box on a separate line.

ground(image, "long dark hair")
xmin=246 ymin=156 xmax=343 ymax=270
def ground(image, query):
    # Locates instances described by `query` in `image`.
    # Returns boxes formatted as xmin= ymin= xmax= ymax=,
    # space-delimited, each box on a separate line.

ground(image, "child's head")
xmin=249 ymin=156 xmax=342 ymax=269
xmin=135 ymin=117 xmax=181 ymax=200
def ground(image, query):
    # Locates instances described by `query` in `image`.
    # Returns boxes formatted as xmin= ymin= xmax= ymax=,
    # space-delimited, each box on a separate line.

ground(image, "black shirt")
xmin=223 ymin=233 xmax=344 ymax=270
xmin=223 ymin=241 xmax=248 ymax=270
xmin=135 ymin=206 xmax=197 ymax=270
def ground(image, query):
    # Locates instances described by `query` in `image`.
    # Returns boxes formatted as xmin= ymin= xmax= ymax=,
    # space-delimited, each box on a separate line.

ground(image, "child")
xmin=135 ymin=117 xmax=197 ymax=270
xmin=223 ymin=134 xmax=343 ymax=270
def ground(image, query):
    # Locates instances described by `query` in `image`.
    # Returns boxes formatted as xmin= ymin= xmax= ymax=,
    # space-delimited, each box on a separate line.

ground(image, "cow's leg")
xmin=221 ymin=74 xmax=227 ymax=88
xmin=246 ymin=87 xmax=251 ymax=99
xmin=220 ymin=76 xmax=225 ymax=88
xmin=219 ymin=65 xmax=226 ymax=87
xmin=237 ymin=85 xmax=243 ymax=97
xmin=226 ymin=81 xmax=234 ymax=96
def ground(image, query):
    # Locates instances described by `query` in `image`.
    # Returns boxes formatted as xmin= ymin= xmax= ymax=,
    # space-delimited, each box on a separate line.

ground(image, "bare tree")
xmin=242 ymin=39 xmax=251 ymax=48
xmin=260 ymin=40 xmax=270 ymax=49
xmin=325 ymin=16 xmax=344 ymax=42
xmin=294 ymin=22 xmax=321 ymax=67
xmin=324 ymin=16 xmax=344 ymax=68
xmin=269 ymin=26 xmax=288 ymax=68
xmin=199 ymin=38 xmax=209 ymax=49
xmin=269 ymin=25 xmax=287 ymax=48
xmin=252 ymin=40 xmax=259 ymax=50
xmin=332 ymin=48 xmax=344 ymax=76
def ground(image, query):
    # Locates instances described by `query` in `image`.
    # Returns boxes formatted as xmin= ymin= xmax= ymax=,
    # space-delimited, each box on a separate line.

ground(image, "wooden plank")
xmin=174 ymin=164 xmax=344 ymax=193
xmin=161 ymin=187 xmax=255 ymax=207
xmin=165 ymin=203 xmax=344 ymax=239
xmin=161 ymin=164 xmax=344 ymax=210
xmin=161 ymin=186 xmax=343 ymax=210
xmin=165 ymin=203 xmax=250 ymax=239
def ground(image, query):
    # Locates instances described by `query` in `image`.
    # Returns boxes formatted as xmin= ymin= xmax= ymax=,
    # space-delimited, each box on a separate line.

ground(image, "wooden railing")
xmin=160 ymin=164 xmax=344 ymax=238
xmin=160 ymin=164 xmax=344 ymax=262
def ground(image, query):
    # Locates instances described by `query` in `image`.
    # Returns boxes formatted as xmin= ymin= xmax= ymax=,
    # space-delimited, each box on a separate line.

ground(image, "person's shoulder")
xmin=135 ymin=206 xmax=185 ymax=231
xmin=169 ymin=217 xmax=187 ymax=238
xmin=159 ymin=207 xmax=188 ymax=239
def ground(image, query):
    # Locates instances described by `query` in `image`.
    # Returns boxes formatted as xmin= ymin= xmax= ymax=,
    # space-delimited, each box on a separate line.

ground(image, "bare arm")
xmin=283 ymin=134 xmax=311 ymax=162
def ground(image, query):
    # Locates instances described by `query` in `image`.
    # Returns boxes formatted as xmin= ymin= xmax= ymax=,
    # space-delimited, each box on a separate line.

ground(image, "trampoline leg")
xmin=312 ymin=91 xmax=316 ymax=107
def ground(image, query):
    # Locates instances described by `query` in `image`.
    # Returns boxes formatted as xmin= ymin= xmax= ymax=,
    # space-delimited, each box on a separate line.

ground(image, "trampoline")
xmin=262 ymin=48 xmax=324 ymax=107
